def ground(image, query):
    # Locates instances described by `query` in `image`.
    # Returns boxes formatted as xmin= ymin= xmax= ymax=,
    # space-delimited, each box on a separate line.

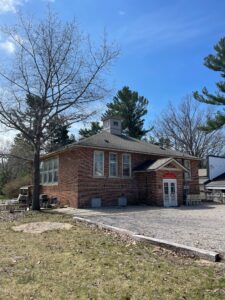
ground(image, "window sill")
xmin=41 ymin=183 xmax=58 ymax=186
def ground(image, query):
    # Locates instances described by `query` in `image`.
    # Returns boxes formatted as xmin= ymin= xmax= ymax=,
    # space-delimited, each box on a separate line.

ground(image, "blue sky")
xmin=0 ymin=0 xmax=224 ymax=136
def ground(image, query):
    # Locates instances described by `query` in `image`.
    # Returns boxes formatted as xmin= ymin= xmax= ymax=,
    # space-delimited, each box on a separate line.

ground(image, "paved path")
xmin=56 ymin=204 xmax=225 ymax=253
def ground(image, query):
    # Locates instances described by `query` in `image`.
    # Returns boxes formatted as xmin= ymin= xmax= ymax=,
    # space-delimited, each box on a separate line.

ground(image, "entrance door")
xmin=163 ymin=179 xmax=178 ymax=207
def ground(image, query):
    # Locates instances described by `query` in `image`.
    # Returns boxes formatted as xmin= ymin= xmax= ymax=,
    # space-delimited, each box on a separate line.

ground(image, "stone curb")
xmin=73 ymin=216 xmax=135 ymax=236
xmin=133 ymin=235 xmax=220 ymax=262
xmin=73 ymin=216 xmax=220 ymax=262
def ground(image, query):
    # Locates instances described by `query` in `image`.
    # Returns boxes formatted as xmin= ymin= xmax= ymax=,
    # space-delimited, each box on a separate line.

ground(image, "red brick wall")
xmin=77 ymin=148 xmax=151 ymax=207
xmin=189 ymin=160 xmax=200 ymax=194
xmin=41 ymin=149 xmax=79 ymax=207
xmin=41 ymin=146 xmax=200 ymax=208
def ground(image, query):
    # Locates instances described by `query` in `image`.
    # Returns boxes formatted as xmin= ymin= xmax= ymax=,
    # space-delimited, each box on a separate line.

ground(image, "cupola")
xmin=102 ymin=116 xmax=123 ymax=135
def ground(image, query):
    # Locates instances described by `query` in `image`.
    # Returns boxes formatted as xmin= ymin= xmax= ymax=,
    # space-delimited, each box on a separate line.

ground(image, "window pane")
xmin=44 ymin=161 xmax=48 ymax=171
xmin=94 ymin=152 xmax=104 ymax=176
xmin=53 ymin=158 xmax=58 ymax=169
xmin=44 ymin=173 xmax=48 ymax=183
xmin=164 ymin=182 xmax=169 ymax=194
xmin=123 ymin=166 xmax=130 ymax=177
xmin=123 ymin=154 xmax=131 ymax=177
xmin=53 ymin=171 xmax=58 ymax=183
xmin=123 ymin=155 xmax=130 ymax=164
xmin=110 ymin=153 xmax=117 ymax=163
xmin=48 ymin=159 xmax=53 ymax=170
xmin=171 ymin=183 xmax=175 ymax=194
xmin=48 ymin=172 xmax=53 ymax=183
xmin=110 ymin=163 xmax=117 ymax=177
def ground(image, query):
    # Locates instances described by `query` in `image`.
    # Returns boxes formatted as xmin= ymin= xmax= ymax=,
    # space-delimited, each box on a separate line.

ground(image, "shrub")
xmin=3 ymin=175 xmax=31 ymax=198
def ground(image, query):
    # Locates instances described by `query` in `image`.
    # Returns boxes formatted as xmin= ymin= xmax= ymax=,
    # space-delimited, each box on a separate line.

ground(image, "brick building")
xmin=40 ymin=117 xmax=200 ymax=208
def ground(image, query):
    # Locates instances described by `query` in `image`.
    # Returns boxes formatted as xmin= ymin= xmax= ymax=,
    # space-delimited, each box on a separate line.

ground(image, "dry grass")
xmin=0 ymin=211 xmax=225 ymax=299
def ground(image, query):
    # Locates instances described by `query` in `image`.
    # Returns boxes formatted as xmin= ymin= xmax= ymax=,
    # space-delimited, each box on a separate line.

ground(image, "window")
xmin=122 ymin=154 xmax=131 ymax=177
xmin=109 ymin=153 xmax=118 ymax=177
xmin=113 ymin=121 xmax=119 ymax=126
xmin=184 ymin=160 xmax=191 ymax=181
xmin=94 ymin=151 xmax=104 ymax=176
xmin=40 ymin=158 xmax=59 ymax=185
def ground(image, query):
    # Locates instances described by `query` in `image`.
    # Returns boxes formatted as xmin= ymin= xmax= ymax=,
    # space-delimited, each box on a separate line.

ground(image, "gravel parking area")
xmin=69 ymin=204 xmax=225 ymax=253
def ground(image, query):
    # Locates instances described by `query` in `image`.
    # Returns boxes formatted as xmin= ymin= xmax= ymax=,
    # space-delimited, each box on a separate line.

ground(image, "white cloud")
xmin=0 ymin=39 xmax=15 ymax=53
xmin=0 ymin=0 xmax=55 ymax=14
xmin=0 ymin=0 xmax=25 ymax=13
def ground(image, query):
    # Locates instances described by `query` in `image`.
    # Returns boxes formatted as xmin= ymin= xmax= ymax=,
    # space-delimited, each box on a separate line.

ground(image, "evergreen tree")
xmin=103 ymin=86 xmax=149 ymax=139
xmin=45 ymin=116 xmax=75 ymax=152
xmin=79 ymin=122 xmax=103 ymax=139
xmin=193 ymin=37 xmax=225 ymax=131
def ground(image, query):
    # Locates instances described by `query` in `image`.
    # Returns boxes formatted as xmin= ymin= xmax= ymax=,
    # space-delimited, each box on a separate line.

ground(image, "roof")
xmin=133 ymin=157 xmax=189 ymax=172
xmin=43 ymin=131 xmax=198 ymax=160
xmin=205 ymin=172 xmax=225 ymax=189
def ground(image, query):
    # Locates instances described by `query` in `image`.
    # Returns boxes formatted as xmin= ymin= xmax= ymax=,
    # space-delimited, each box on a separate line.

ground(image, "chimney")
xmin=102 ymin=116 xmax=123 ymax=135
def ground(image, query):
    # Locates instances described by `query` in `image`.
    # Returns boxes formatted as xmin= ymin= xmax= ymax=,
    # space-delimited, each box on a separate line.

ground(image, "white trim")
xmin=109 ymin=152 xmax=118 ymax=177
xmin=157 ymin=158 xmax=189 ymax=172
xmin=93 ymin=150 xmax=104 ymax=177
xmin=122 ymin=153 xmax=132 ymax=178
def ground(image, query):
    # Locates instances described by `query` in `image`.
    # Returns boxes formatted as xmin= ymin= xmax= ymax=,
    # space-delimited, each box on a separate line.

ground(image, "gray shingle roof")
xmin=67 ymin=131 xmax=197 ymax=159
xmin=42 ymin=131 xmax=198 ymax=159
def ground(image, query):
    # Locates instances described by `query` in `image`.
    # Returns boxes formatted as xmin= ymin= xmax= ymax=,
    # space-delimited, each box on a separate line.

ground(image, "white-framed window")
xmin=184 ymin=160 xmax=191 ymax=181
xmin=109 ymin=153 xmax=118 ymax=177
xmin=40 ymin=157 xmax=59 ymax=185
xmin=122 ymin=153 xmax=131 ymax=177
xmin=93 ymin=151 xmax=104 ymax=177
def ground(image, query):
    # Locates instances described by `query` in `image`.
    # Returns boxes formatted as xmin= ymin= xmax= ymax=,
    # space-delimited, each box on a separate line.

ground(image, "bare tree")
xmin=0 ymin=10 xmax=119 ymax=210
xmin=154 ymin=96 xmax=225 ymax=158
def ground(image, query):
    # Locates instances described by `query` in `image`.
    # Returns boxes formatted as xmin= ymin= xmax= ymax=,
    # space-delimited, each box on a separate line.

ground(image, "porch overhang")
xmin=133 ymin=157 xmax=189 ymax=173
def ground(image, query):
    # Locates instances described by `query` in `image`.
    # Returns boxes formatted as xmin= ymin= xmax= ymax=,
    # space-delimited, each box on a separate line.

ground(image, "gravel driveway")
xmin=69 ymin=204 xmax=225 ymax=253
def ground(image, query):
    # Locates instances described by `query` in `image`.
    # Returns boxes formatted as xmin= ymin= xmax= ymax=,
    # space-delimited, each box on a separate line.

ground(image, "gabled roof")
xmin=205 ymin=172 xmax=225 ymax=189
xmin=43 ymin=130 xmax=198 ymax=160
xmin=133 ymin=157 xmax=189 ymax=172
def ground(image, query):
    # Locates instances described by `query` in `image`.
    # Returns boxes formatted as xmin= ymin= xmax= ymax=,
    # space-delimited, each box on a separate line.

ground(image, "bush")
xmin=3 ymin=175 xmax=31 ymax=198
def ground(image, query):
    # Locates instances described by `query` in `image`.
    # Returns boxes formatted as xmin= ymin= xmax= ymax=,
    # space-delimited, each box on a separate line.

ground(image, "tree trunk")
xmin=32 ymin=145 xmax=41 ymax=210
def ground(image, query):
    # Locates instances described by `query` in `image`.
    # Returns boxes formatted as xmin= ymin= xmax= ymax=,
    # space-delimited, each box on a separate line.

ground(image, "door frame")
xmin=163 ymin=179 xmax=178 ymax=207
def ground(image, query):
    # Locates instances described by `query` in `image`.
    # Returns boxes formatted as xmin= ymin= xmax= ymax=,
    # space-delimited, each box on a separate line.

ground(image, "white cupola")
xmin=102 ymin=116 xmax=123 ymax=135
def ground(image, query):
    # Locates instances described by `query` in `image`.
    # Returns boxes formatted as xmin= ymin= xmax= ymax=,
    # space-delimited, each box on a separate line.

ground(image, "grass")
xmin=0 ymin=211 xmax=225 ymax=299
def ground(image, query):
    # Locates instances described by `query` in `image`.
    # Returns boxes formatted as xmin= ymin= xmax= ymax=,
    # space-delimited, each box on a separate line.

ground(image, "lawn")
xmin=0 ymin=211 xmax=225 ymax=299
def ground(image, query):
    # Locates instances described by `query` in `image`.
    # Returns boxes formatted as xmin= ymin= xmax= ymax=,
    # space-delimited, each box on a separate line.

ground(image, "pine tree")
xmin=102 ymin=86 xmax=149 ymax=139
xmin=79 ymin=122 xmax=103 ymax=139
xmin=45 ymin=116 xmax=75 ymax=152
xmin=193 ymin=37 xmax=225 ymax=131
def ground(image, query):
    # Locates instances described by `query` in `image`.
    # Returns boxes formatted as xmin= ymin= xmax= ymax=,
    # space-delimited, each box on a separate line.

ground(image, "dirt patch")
xmin=12 ymin=221 xmax=73 ymax=233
